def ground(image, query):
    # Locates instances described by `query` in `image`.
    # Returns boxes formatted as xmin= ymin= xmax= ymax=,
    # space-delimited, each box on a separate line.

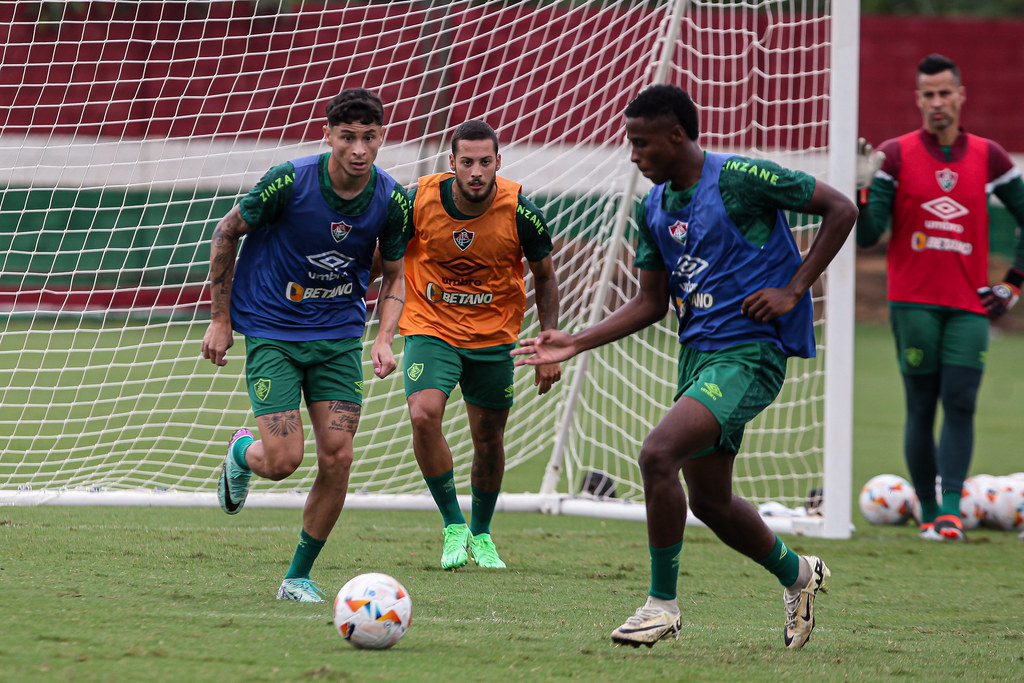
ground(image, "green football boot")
xmin=468 ymin=532 xmax=506 ymax=569
xmin=441 ymin=523 xmax=471 ymax=570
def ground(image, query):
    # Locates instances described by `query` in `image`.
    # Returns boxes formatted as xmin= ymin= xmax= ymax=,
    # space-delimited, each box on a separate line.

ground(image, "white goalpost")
xmin=0 ymin=0 xmax=855 ymax=538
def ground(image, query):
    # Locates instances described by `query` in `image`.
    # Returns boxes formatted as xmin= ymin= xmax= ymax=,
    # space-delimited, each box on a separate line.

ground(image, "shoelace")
xmin=286 ymin=579 xmax=323 ymax=598
xmin=625 ymin=606 xmax=668 ymax=625
xmin=783 ymin=590 xmax=801 ymax=628
xmin=472 ymin=536 xmax=496 ymax=553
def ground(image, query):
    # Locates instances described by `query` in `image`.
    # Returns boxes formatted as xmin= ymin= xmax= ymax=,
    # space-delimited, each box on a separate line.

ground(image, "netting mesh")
xmin=1 ymin=0 xmax=836 ymax=513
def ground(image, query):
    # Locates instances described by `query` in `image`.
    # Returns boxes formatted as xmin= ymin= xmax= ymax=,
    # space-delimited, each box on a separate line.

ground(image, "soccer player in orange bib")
xmin=857 ymin=54 xmax=1024 ymax=542
xmin=400 ymin=120 xmax=561 ymax=570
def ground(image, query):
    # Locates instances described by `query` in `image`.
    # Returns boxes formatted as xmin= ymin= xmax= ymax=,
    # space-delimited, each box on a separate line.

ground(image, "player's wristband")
xmin=1004 ymin=267 xmax=1024 ymax=290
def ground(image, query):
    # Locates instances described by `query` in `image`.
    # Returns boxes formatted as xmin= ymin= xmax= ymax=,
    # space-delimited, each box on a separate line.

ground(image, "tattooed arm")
xmin=201 ymin=205 xmax=253 ymax=366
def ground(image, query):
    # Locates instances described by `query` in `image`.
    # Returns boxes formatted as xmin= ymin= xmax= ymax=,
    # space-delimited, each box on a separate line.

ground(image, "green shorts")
xmin=402 ymin=335 xmax=515 ymax=410
xmin=244 ymin=336 xmax=364 ymax=417
xmin=676 ymin=342 xmax=788 ymax=457
xmin=889 ymin=304 xmax=988 ymax=374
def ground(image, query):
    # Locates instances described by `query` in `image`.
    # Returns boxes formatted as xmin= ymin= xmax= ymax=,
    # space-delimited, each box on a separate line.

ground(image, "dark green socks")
xmin=649 ymin=541 xmax=683 ymax=600
xmin=424 ymin=469 xmax=466 ymax=527
xmin=284 ymin=528 xmax=325 ymax=580
xmin=757 ymin=536 xmax=800 ymax=587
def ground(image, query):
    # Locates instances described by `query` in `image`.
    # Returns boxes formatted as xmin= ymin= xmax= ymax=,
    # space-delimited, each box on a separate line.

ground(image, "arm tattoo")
xmin=384 ymin=294 xmax=404 ymax=304
xmin=261 ymin=410 xmax=302 ymax=438
xmin=327 ymin=400 xmax=361 ymax=434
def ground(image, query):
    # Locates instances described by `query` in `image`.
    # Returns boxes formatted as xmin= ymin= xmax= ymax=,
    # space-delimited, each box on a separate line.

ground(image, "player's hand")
xmin=741 ymin=286 xmax=799 ymax=323
xmin=370 ymin=342 xmax=397 ymax=378
xmin=856 ymin=137 xmax=885 ymax=190
xmin=978 ymin=283 xmax=1020 ymax=320
xmin=512 ymin=329 xmax=577 ymax=366
xmin=534 ymin=362 xmax=562 ymax=395
xmin=201 ymin=321 xmax=233 ymax=366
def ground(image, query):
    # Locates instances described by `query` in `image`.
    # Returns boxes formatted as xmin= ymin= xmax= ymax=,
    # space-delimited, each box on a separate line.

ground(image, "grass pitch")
xmin=3 ymin=323 xmax=1024 ymax=682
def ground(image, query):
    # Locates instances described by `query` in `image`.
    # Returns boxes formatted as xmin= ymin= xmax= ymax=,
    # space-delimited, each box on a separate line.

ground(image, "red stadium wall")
xmin=2 ymin=4 xmax=1023 ymax=152
xmin=858 ymin=15 xmax=1024 ymax=152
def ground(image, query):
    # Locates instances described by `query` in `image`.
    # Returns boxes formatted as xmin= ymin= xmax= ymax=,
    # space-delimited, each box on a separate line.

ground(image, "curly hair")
xmin=623 ymin=85 xmax=699 ymax=141
xmin=325 ymin=88 xmax=385 ymax=127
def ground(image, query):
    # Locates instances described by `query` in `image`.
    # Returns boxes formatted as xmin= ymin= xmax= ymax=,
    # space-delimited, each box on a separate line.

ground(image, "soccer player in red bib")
xmin=857 ymin=54 xmax=1024 ymax=542
xmin=514 ymin=85 xmax=856 ymax=649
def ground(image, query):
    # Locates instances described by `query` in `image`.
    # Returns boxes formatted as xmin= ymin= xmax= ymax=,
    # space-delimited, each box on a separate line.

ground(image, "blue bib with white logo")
xmin=231 ymin=154 xmax=397 ymax=341
xmin=644 ymin=152 xmax=815 ymax=358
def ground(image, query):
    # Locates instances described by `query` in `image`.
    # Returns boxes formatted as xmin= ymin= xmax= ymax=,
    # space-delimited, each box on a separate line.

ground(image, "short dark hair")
xmin=451 ymin=120 xmax=499 ymax=156
xmin=917 ymin=53 xmax=961 ymax=86
xmin=624 ymin=85 xmax=700 ymax=141
xmin=325 ymin=88 xmax=385 ymax=127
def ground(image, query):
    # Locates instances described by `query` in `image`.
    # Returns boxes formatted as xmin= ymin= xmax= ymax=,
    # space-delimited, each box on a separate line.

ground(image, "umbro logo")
xmin=307 ymin=251 xmax=355 ymax=273
xmin=438 ymin=256 xmax=486 ymax=277
xmin=921 ymin=197 xmax=968 ymax=221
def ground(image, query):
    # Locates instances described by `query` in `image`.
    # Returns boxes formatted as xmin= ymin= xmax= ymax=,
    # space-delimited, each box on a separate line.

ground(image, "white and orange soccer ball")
xmin=858 ymin=474 xmax=916 ymax=525
xmin=969 ymin=474 xmax=1005 ymax=528
xmin=333 ymin=572 xmax=412 ymax=650
xmin=990 ymin=479 xmax=1024 ymax=532
xmin=954 ymin=477 xmax=986 ymax=530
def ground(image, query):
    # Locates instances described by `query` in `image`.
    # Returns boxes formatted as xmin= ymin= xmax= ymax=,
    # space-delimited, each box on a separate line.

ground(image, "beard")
xmin=456 ymin=177 xmax=496 ymax=204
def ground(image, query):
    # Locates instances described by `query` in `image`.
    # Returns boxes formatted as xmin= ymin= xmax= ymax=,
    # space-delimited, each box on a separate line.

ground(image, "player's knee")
xmin=260 ymin=443 xmax=304 ymax=480
xmin=637 ymin=440 xmax=678 ymax=480
xmin=941 ymin=389 xmax=977 ymax=418
xmin=687 ymin=491 xmax=727 ymax=524
xmin=407 ymin=402 xmax=443 ymax=436
xmin=317 ymin=448 xmax=354 ymax=478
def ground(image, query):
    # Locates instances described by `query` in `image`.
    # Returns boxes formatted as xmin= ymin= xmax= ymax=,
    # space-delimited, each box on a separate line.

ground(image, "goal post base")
xmin=0 ymin=489 xmax=847 ymax=538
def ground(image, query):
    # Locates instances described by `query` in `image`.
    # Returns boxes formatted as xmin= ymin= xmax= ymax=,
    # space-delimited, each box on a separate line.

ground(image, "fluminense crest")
xmin=935 ymin=168 xmax=958 ymax=192
xmin=407 ymin=362 xmax=424 ymax=381
xmin=669 ymin=220 xmax=688 ymax=243
xmin=254 ymin=378 xmax=271 ymax=401
xmin=452 ymin=228 xmax=475 ymax=251
xmin=331 ymin=220 xmax=353 ymax=242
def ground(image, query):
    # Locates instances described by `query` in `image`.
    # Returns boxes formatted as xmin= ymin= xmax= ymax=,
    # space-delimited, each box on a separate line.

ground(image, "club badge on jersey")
xmin=453 ymin=228 xmax=474 ymax=251
xmin=935 ymin=168 xmax=958 ymax=192
xmin=331 ymin=220 xmax=353 ymax=242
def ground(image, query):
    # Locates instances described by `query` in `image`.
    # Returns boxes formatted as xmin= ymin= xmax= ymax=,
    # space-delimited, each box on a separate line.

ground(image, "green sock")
xmin=424 ymin=470 xmax=465 ymax=527
xmin=757 ymin=537 xmax=800 ymax=587
xmin=919 ymin=497 xmax=940 ymax=525
xmin=284 ymin=529 xmax=325 ymax=580
xmin=649 ymin=541 xmax=682 ymax=600
xmin=469 ymin=484 xmax=499 ymax=536
xmin=231 ymin=434 xmax=253 ymax=471
xmin=940 ymin=490 xmax=962 ymax=518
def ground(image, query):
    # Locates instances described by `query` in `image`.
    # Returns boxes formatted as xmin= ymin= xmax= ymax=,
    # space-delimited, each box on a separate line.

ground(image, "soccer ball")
xmin=859 ymin=474 xmax=916 ymax=525
xmin=954 ymin=478 xmax=985 ymax=530
xmin=990 ymin=479 xmax=1024 ymax=532
xmin=333 ymin=572 xmax=412 ymax=650
xmin=970 ymin=474 xmax=1005 ymax=528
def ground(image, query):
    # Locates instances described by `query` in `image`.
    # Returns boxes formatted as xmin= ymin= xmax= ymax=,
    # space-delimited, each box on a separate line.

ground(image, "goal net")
xmin=0 ymin=0 xmax=854 ymax=537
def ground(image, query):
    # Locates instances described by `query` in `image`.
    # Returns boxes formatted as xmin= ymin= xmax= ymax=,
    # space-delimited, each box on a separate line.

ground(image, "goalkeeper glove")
xmin=978 ymin=268 xmax=1024 ymax=319
xmin=856 ymin=137 xmax=885 ymax=204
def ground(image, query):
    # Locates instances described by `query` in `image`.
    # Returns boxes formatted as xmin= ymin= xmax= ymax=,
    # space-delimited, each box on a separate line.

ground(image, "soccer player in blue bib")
xmin=514 ymin=85 xmax=856 ymax=649
xmin=201 ymin=88 xmax=411 ymax=602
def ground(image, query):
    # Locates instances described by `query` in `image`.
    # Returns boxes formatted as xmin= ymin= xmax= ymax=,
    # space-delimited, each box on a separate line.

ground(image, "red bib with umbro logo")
xmin=888 ymin=130 xmax=989 ymax=313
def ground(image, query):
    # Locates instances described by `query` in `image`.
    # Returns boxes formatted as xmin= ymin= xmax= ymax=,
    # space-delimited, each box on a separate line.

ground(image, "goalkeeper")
xmin=200 ymin=89 xmax=411 ymax=602
xmin=400 ymin=120 xmax=561 ymax=571
xmin=514 ymin=84 xmax=855 ymax=649
xmin=856 ymin=54 xmax=1024 ymax=542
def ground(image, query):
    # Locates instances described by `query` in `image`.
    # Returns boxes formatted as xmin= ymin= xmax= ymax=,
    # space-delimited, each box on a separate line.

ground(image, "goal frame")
xmin=1 ymin=0 xmax=858 ymax=539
